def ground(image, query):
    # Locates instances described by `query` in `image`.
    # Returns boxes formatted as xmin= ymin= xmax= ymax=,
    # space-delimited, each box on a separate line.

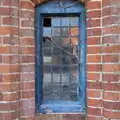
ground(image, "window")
xmin=35 ymin=0 xmax=86 ymax=114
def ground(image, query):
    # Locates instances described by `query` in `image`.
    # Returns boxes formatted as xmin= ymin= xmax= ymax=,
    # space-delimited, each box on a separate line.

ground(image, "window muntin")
xmin=43 ymin=16 xmax=80 ymax=102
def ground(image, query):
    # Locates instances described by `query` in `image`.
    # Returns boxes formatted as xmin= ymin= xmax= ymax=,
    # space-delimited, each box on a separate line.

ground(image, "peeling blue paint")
xmin=35 ymin=0 xmax=86 ymax=114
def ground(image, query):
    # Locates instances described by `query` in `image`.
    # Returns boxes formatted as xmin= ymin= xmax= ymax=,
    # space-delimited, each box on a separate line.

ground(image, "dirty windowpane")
xmin=43 ymin=16 xmax=79 ymax=102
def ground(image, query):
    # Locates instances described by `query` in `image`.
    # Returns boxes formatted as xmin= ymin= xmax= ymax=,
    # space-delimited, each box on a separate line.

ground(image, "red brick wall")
xmin=102 ymin=0 xmax=120 ymax=119
xmin=0 ymin=0 xmax=120 ymax=120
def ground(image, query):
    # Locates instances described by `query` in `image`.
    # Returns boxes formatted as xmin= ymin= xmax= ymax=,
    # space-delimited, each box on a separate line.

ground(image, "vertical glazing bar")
xmin=59 ymin=17 xmax=62 ymax=99
xmin=68 ymin=17 xmax=71 ymax=100
xmin=51 ymin=17 xmax=53 ymax=84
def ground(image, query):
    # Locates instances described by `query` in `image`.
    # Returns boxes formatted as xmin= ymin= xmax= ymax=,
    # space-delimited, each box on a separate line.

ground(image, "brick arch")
xmin=31 ymin=0 xmax=86 ymax=6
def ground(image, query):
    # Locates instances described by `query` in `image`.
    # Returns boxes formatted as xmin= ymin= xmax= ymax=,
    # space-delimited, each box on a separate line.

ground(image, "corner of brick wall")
xmin=19 ymin=0 xmax=35 ymax=119
xmin=102 ymin=0 xmax=120 ymax=119
xmin=0 ymin=0 xmax=120 ymax=120
xmin=0 ymin=0 xmax=20 ymax=120
xmin=86 ymin=0 xmax=103 ymax=119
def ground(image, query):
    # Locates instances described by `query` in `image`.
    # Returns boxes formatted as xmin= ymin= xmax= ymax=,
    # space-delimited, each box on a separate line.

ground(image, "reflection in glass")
xmin=52 ymin=27 xmax=60 ymax=36
xmin=43 ymin=27 xmax=51 ymax=37
xmin=52 ymin=17 xmax=60 ymax=26
xmin=43 ymin=16 xmax=80 ymax=102
xmin=70 ymin=27 xmax=79 ymax=36
xmin=70 ymin=17 xmax=79 ymax=26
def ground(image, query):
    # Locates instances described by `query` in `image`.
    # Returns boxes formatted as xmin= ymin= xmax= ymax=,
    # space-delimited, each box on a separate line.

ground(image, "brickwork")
xmin=102 ymin=0 xmax=120 ymax=119
xmin=0 ymin=0 xmax=120 ymax=120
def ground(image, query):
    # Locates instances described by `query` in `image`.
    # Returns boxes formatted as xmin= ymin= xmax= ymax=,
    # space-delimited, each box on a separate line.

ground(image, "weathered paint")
xmin=35 ymin=0 xmax=86 ymax=114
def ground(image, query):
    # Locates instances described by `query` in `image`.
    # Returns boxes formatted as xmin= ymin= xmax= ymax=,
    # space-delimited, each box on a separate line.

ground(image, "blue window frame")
xmin=35 ymin=0 xmax=86 ymax=114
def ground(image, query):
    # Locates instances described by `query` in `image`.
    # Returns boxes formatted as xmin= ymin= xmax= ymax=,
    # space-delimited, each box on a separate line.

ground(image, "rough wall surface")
xmin=0 ymin=0 xmax=120 ymax=120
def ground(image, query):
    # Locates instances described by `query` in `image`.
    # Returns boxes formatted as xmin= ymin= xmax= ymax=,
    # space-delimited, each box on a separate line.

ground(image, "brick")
xmin=20 ymin=1 xmax=34 ymax=10
xmin=0 ymin=46 xmax=10 ymax=54
xmin=21 ymin=47 xmax=35 ymax=54
xmin=2 ymin=55 xmax=19 ymax=64
xmin=102 ymin=45 xmax=120 ymax=53
xmin=36 ymin=114 xmax=62 ymax=120
xmin=102 ymin=35 xmax=120 ymax=44
xmin=21 ymin=29 xmax=34 ymax=37
xmin=103 ymin=74 xmax=119 ymax=82
xmin=102 ymin=16 xmax=120 ymax=26
xmin=63 ymin=114 xmax=86 ymax=120
xmin=21 ymin=64 xmax=35 ymax=73
xmin=87 ymin=90 xmax=102 ymax=98
xmin=87 ymin=37 xmax=100 ymax=45
xmin=87 ymin=55 xmax=101 ymax=63
xmin=87 ymin=73 xmax=100 ymax=81
xmin=102 ymin=0 xmax=120 ymax=7
xmin=20 ymin=116 xmax=35 ymax=120
xmin=104 ymin=92 xmax=120 ymax=101
xmin=0 ymin=27 xmax=11 ymax=35
xmin=0 ymin=102 xmax=19 ymax=111
xmin=2 ymin=0 xmax=18 ymax=6
xmin=102 ymin=6 xmax=120 ymax=17
xmin=88 ymin=107 xmax=102 ymax=115
xmin=102 ymin=64 xmax=120 ymax=72
xmin=87 ymin=82 xmax=102 ymax=89
xmin=21 ymin=19 xmax=34 ymax=28
xmin=103 ymin=101 xmax=120 ymax=110
xmin=87 ymin=46 xmax=101 ymax=54
xmin=88 ymin=99 xmax=102 ymax=107
xmin=20 ymin=38 xmax=35 ymax=46
xmin=103 ymin=55 xmax=119 ymax=63
xmin=103 ymin=83 xmax=120 ymax=91
xmin=0 ymin=83 xmax=19 ymax=92
xmin=87 ymin=28 xmax=101 ymax=36
xmin=0 ymin=7 xmax=18 ymax=16
xmin=87 ymin=10 xmax=101 ymax=18
xmin=3 ymin=36 xmax=19 ymax=45
xmin=2 ymin=17 xmax=18 ymax=26
xmin=103 ymin=109 xmax=120 ymax=119
xmin=21 ymin=90 xmax=34 ymax=99
xmin=103 ymin=26 xmax=120 ymax=34
xmin=2 ymin=74 xmax=20 ymax=82
xmin=87 ymin=64 xmax=102 ymax=72
xmin=20 ymin=73 xmax=35 ymax=81
xmin=0 ymin=112 xmax=18 ymax=120
xmin=87 ymin=115 xmax=103 ymax=120
xmin=0 ymin=7 xmax=10 ymax=16
xmin=20 ymin=56 xmax=35 ymax=63
xmin=86 ymin=1 xmax=101 ymax=10
xmin=87 ymin=18 xmax=100 ymax=28
xmin=20 ymin=82 xmax=35 ymax=90
xmin=0 ymin=92 xmax=19 ymax=101
xmin=20 ymin=10 xmax=34 ymax=19
xmin=0 ymin=65 xmax=20 ymax=73
xmin=20 ymin=101 xmax=35 ymax=116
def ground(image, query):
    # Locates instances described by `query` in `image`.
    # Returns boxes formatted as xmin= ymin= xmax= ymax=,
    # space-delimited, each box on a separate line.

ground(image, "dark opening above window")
xmin=43 ymin=18 xmax=51 ymax=27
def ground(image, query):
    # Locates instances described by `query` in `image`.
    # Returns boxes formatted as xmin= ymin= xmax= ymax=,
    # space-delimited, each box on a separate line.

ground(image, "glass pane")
xmin=43 ymin=27 xmax=51 ymax=37
xmin=43 ymin=16 xmax=80 ymax=102
xmin=70 ymin=17 xmax=79 ymax=26
xmin=70 ymin=27 xmax=79 ymax=36
xmin=61 ymin=17 xmax=69 ymax=26
xmin=61 ymin=27 xmax=69 ymax=37
xmin=52 ymin=27 xmax=60 ymax=36
xmin=52 ymin=17 xmax=60 ymax=26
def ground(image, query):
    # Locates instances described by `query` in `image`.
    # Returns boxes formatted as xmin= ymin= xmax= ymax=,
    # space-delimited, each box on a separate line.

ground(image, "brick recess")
xmin=0 ymin=0 xmax=120 ymax=120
